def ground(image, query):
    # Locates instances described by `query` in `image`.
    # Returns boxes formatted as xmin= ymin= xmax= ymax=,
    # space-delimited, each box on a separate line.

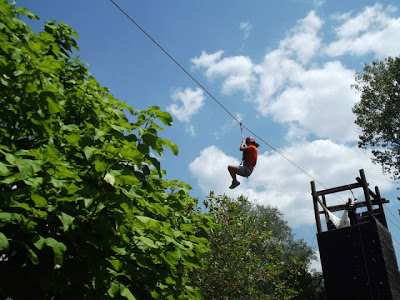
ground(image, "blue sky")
xmin=16 ymin=0 xmax=400 ymax=271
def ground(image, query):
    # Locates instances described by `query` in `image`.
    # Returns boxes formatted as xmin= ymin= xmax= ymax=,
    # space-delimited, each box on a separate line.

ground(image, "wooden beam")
xmin=316 ymin=182 xmax=363 ymax=196
xmin=319 ymin=198 xmax=389 ymax=214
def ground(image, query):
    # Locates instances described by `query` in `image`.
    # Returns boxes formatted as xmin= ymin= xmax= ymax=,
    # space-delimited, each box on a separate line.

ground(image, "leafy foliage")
xmin=352 ymin=56 xmax=400 ymax=188
xmin=189 ymin=193 xmax=325 ymax=299
xmin=0 ymin=1 xmax=216 ymax=299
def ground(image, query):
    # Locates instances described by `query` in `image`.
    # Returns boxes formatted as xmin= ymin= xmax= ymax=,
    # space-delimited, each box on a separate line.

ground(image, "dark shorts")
xmin=238 ymin=165 xmax=251 ymax=177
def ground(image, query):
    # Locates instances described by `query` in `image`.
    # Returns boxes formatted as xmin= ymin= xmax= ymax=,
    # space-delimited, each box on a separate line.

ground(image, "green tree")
xmin=352 ymin=56 xmax=400 ymax=192
xmin=0 ymin=1 xmax=216 ymax=299
xmin=189 ymin=193 xmax=324 ymax=300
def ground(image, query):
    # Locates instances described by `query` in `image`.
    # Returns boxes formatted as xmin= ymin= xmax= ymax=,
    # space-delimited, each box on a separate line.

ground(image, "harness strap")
xmin=244 ymin=160 xmax=256 ymax=167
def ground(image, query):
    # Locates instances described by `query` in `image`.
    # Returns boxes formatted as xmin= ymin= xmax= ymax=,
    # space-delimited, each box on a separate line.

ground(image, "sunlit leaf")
xmin=32 ymin=234 xmax=45 ymax=250
xmin=57 ymin=211 xmax=75 ymax=231
xmin=136 ymin=216 xmax=160 ymax=231
xmin=16 ymin=159 xmax=43 ymax=180
xmin=137 ymin=236 xmax=158 ymax=249
xmin=0 ymin=212 xmax=23 ymax=227
xmin=45 ymin=237 xmax=67 ymax=268
xmin=111 ymin=246 xmax=127 ymax=256
xmin=31 ymin=194 xmax=47 ymax=207
xmin=108 ymin=282 xmax=120 ymax=297
xmin=104 ymin=173 xmax=115 ymax=186
xmin=0 ymin=232 xmax=9 ymax=251
xmin=156 ymin=110 xmax=173 ymax=126
xmin=0 ymin=161 xmax=10 ymax=176
xmin=84 ymin=146 xmax=96 ymax=159
xmin=120 ymin=285 xmax=136 ymax=300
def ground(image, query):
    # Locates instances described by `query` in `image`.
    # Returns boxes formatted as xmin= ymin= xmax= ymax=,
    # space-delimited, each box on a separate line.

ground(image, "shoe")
xmin=229 ymin=180 xmax=240 ymax=189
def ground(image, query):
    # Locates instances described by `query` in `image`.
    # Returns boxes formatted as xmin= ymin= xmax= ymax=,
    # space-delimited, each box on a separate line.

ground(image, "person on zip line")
xmin=228 ymin=136 xmax=259 ymax=189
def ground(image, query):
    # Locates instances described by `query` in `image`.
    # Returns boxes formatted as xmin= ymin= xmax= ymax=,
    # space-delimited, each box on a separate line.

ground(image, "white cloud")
xmin=253 ymin=49 xmax=303 ymax=113
xmin=191 ymin=50 xmax=224 ymax=69
xmin=313 ymin=0 xmax=324 ymax=8
xmin=191 ymin=51 xmax=256 ymax=95
xmin=280 ymin=10 xmax=324 ymax=64
xmin=325 ymin=4 xmax=400 ymax=58
xmin=254 ymin=53 xmax=359 ymax=142
xmin=334 ymin=4 xmax=389 ymax=39
xmin=330 ymin=11 xmax=352 ymax=22
xmin=166 ymin=87 xmax=205 ymax=122
xmin=186 ymin=124 xmax=196 ymax=136
xmin=240 ymin=21 xmax=253 ymax=39
xmin=264 ymin=61 xmax=359 ymax=142
xmin=286 ymin=123 xmax=309 ymax=143
xmin=189 ymin=142 xmax=395 ymax=227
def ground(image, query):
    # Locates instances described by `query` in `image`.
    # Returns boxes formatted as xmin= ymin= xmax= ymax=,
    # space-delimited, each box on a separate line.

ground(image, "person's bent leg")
xmin=228 ymin=165 xmax=241 ymax=189
xmin=228 ymin=165 xmax=240 ymax=181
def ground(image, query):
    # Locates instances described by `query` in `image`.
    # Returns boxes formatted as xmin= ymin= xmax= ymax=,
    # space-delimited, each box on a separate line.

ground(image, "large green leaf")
xmin=0 ymin=161 xmax=10 ymax=176
xmin=111 ymin=246 xmax=127 ymax=256
xmin=108 ymin=282 xmax=120 ymax=297
xmin=46 ymin=95 xmax=63 ymax=114
xmin=163 ymin=139 xmax=179 ymax=156
xmin=180 ymin=223 xmax=196 ymax=233
xmin=65 ymin=133 xmax=81 ymax=145
xmin=16 ymin=159 xmax=44 ymax=180
xmin=137 ymin=236 xmax=158 ymax=249
xmin=0 ymin=212 xmax=23 ymax=227
xmin=26 ymin=245 xmax=39 ymax=265
xmin=16 ymin=7 xmax=40 ymax=20
xmin=155 ymin=108 xmax=173 ymax=126
xmin=104 ymin=173 xmax=115 ymax=186
xmin=84 ymin=146 xmax=96 ymax=159
xmin=31 ymin=194 xmax=47 ymax=207
xmin=44 ymin=238 xmax=67 ymax=268
xmin=57 ymin=211 xmax=75 ymax=231
xmin=136 ymin=216 xmax=160 ymax=231
xmin=120 ymin=285 xmax=136 ymax=300
xmin=32 ymin=234 xmax=45 ymax=250
xmin=166 ymin=247 xmax=181 ymax=265
xmin=0 ymin=232 xmax=9 ymax=251
xmin=120 ymin=146 xmax=142 ymax=162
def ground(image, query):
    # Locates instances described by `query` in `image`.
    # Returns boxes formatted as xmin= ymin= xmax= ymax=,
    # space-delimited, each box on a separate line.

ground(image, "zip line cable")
xmin=110 ymin=0 xmax=347 ymax=201
xmin=386 ymin=210 xmax=400 ymax=231
xmin=386 ymin=206 xmax=400 ymax=227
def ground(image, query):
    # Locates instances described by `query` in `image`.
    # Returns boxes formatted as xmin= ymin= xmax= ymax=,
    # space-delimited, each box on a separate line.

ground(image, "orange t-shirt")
xmin=243 ymin=145 xmax=258 ymax=172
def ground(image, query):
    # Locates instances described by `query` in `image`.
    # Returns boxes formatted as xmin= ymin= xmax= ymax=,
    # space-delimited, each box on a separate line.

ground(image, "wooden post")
xmin=311 ymin=181 xmax=322 ymax=233
xmin=356 ymin=177 xmax=378 ymax=200
xmin=360 ymin=169 xmax=374 ymax=215
xmin=375 ymin=186 xmax=388 ymax=229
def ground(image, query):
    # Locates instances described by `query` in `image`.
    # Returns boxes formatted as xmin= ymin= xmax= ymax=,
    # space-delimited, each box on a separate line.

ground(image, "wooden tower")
xmin=311 ymin=169 xmax=400 ymax=299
